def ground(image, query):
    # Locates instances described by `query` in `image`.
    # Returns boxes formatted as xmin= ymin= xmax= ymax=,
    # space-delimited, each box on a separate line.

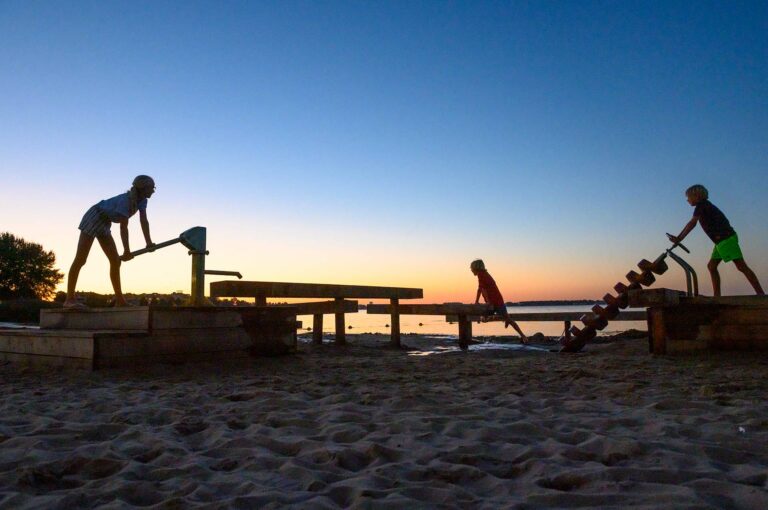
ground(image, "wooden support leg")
xmin=255 ymin=294 xmax=267 ymax=306
xmin=334 ymin=298 xmax=346 ymax=345
xmin=458 ymin=314 xmax=472 ymax=350
xmin=390 ymin=298 xmax=401 ymax=348
xmin=313 ymin=314 xmax=323 ymax=344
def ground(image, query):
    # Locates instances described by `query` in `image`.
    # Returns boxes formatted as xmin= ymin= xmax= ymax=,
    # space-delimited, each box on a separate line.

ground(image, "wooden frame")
xmin=210 ymin=281 xmax=424 ymax=346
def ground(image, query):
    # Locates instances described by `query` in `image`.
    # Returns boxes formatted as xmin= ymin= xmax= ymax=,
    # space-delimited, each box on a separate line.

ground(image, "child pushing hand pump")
xmin=667 ymin=184 xmax=763 ymax=297
xmin=63 ymin=175 xmax=157 ymax=308
xmin=470 ymin=259 xmax=529 ymax=344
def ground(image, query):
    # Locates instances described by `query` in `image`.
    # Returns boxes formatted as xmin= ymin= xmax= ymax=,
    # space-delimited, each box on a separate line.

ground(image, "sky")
xmin=1 ymin=0 xmax=767 ymax=302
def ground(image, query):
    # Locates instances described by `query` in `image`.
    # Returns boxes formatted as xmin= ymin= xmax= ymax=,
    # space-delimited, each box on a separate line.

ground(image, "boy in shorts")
xmin=470 ymin=259 xmax=529 ymax=343
xmin=667 ymin=184 xmax=763 ymax=296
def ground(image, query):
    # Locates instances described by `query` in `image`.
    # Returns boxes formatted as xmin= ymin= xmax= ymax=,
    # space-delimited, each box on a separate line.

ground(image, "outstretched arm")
xmin=119 ymin=218 xmax=132 ymax=260
xmin=139 ymin=209 xmax=154 ymax=249
xmin=475 ymin=287 xmax=482 ymax=304
xmin=667 ymin=216 xmax=698 ymax=244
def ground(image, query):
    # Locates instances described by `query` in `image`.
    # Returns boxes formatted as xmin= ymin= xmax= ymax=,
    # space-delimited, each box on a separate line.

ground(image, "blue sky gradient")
xmin=2 ymin=1 xmax=766 ymax=299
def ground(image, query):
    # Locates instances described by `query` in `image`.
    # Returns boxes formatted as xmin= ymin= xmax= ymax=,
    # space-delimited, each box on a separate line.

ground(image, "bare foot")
xmin=520 ymin=336 xmax=529 ymax=345
xmin=63 ymin=300 xmax=87 ymax=309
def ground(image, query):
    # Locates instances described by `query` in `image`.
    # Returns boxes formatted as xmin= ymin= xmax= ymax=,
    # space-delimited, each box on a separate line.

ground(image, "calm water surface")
xmin=300 ymin=305 xmax=646 ymax=337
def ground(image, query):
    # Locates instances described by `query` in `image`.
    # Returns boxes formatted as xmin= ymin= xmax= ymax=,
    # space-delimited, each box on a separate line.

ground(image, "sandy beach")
xmin=0 ymin=333 xmax=767 ymax=509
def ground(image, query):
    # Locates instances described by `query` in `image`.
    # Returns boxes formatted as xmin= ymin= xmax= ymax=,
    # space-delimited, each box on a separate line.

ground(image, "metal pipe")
xmin=129 ymin=237 xmax=181 ymax=257
xmin=666 ymin=249 xmax=698 ymax=297
xmin=205 ymin=270 xmax=242 ymax=279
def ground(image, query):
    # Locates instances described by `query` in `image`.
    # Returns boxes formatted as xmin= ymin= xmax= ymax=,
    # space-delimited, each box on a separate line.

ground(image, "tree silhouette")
xmin=0 ymin=232 xmax=63 ymax=300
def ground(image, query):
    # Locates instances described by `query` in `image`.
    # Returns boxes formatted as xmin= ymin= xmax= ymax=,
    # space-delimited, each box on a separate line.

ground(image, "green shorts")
xmin=711 ymin=233 xmax=743 ymax=262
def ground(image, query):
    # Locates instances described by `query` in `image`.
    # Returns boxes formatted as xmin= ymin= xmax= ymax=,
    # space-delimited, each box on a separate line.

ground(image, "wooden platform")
xmin=629 ymin=289 xmax=768 ymax=354
xmin=0 ymin=306 xmax=298 ymax=369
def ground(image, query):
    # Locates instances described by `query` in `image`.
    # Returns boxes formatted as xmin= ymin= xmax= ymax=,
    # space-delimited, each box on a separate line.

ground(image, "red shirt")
xmin=477 ymin=269 xmax=505 ymax=306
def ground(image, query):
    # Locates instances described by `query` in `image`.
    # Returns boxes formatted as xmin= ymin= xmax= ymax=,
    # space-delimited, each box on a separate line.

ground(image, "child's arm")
xmin=475 ymin=287 xmax=482 ymax=304
xmin=119 ymin=218 xmax=133 ymax=260
xmin=139 ymin=209 xmax=155 ymax=250
xmin=667 ymin=216 xmax=698 ymax=244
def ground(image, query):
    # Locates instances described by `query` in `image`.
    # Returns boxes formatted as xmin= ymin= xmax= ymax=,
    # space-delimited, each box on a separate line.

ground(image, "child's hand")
xmin=666 ymin=233 xmax=680 ymax=244
xmin=121 ymin=252 xmax=134 ymax=261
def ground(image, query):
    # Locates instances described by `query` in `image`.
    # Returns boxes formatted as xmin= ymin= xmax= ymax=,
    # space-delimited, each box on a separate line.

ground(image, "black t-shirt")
xmin=694 ymin=200 xmax=735 ymax=243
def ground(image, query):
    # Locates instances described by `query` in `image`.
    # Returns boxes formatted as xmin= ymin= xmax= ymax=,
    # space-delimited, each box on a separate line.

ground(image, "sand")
xmin=0 ymin=333 xmax=767 ymax=509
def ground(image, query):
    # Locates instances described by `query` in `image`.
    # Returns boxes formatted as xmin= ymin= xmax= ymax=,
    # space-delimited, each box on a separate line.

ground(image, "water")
xmin=299 ymin=305 xmax=646 ymax=337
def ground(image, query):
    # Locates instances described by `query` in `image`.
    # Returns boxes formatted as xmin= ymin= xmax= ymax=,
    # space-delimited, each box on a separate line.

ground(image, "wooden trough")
xmin=629 ymin=288 xmax=768 ymax=354
xmin=0 ymin=306 xmax=298 ymax=370
xmin=210 ymin=280 xmax=423 ymax=346
xmin=367 ymin=303 xmax=646 ymax=349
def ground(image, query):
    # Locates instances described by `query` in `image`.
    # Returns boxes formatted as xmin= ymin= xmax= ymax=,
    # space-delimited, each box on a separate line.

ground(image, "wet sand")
xmin=0 ymin=333 xmax=767 ymax=509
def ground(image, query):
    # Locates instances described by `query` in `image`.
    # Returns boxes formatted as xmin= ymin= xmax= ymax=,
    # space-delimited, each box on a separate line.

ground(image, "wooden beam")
xmin=458 ymin=315 xmax=472 ymax=350
xmin=210 ymin=281 xmax=423 ymax=299
xmin=335 ymin=298 xmax=346 ymax=345
xmin=390 ymin=298 xmax=401 ymax=348
xmin=269 ymin=300 xmax=358 ymax=315
xmin=367 ymin=303 xmax=491 ymax=315
xmin=471 ymin=311 xmax=647 ymax=322
xmin=682 ymin=295 xmax=768 ymax=307
xmin=628 ymin=288 xmax=684 ymax=307
xmin=312 ymin=314 xmax=323 ymax=344
xmin=630 ymin=288 xmax=768 ymax=308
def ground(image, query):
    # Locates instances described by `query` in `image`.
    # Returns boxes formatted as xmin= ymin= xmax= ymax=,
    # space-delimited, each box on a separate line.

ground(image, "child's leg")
xmin=97 ymin=234 xmax=128 ymax=306
xmin=502 ymin=310 xmax=528 ymax=343
xmin=733 ymin=259 xmax=765 ymax=295
xmin=707 ymin=259 xmax=722 ymax=297
xmin=65 ymin=232 xmax=95 ymax=305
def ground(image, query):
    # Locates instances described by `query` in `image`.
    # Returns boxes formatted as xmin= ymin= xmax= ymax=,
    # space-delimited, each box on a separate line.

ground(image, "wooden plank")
xmin=475 ymin=311 xmax=647 ymax=322
xmin=40 ymin=307 xmax=150 ymax=330
xmin=712 ymin=308 xmax=768 ymax=324
xmin=95 ymin=329 xmax=252 ymax=358
xmin=150 ymin=307 xmax=244 ymax=330
xmin=703 ymin=324 xmax=768 ymax=340
xmin=0 ymin=352 xmax=93 ymax=370
xmin=368 ymin=303 xmax=491 ymax=315
xmin=682 ymin=295 xmax=768 ymax=307
xmin=632 ymin=290 xmax=768 ymax=308
xmin=0 ymin=330 xmax=97 ymax=358
xmin=210 ymin=281 xmax=423 ymax=299
xmin=270 ymin=300 xmax=358 ymax=315
xmin=629 ymin=288 xmax=684 ymax=308
xmin=445 ymin=311 xmax=647 ymax=322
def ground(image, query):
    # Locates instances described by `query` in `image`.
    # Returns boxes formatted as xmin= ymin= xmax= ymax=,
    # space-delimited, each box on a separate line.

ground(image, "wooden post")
xmin=458 ymin=314 xmax=472 ymax=350
xmin=334 ymin=298 xmax=346 ymax=345
xmin=255 ymin=294 xmax=267 ymax=306
xmin=390 ymin=298 xmax=401 ymax=348
xmin=312 ymin=314 xmax=323 ymax=344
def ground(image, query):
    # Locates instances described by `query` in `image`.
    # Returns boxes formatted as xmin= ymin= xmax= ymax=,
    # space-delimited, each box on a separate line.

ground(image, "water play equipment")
xmin=558 ymin=236 xmax=698 ymax=352
xmin=127 ymin=227 xmax=241 ymax=305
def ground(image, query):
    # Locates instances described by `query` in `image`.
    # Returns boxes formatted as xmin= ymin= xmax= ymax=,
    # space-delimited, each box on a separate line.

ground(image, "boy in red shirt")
xmin=471 ymin=259 xmax=528 ymax=344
